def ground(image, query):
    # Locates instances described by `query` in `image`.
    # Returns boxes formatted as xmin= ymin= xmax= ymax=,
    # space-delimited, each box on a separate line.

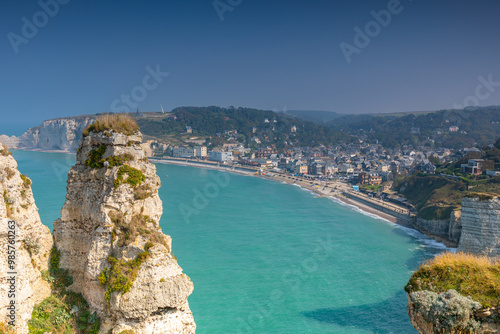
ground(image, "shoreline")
xmin=12 ymin=151 xmax=452 ymax=249
xmin=151 ymin=159 xmax=428 ymax=231
xmin=151 ymin=158 xmax=402 ymax=224
xmin=11 ymin=147 xmax=75 ymax=154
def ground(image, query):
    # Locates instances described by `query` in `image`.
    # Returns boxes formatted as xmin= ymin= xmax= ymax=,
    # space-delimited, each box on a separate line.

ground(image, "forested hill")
xmin=327 ymin=107 xmax=500 ymax=149
xmin=137 ymin=106 xmax=348 ymax=148
xmin=282 ymin=110 xmax=345 ymax=123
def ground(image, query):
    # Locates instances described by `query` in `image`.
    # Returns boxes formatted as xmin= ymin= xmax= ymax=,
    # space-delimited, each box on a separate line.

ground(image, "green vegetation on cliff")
xmin=114 ymin=165 xmax=146 ymax=188
xmin=394 ymin=173 xmax=500 ymax=220
xmin=102 ymin=209 xmax=169 ymax=307
xmin=394 ymin=175 xmax=464 ymax=219
xmin=29 ymin=247 xmax=100 ymax=334
xmin=406 ymin=252 xmax=500 ymax=308
xmin=85 ymin=144 xmax=134 ymax=169
xmin=100 ymin=246 xmax=152 ymax=306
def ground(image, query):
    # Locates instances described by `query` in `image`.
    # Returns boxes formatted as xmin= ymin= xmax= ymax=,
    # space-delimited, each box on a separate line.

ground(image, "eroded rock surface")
xmin=53 ymin=131 xmax=196 ymax=333
xmin=0 ymin=147 xmax=53 ymax=333
xmin=458 ymin=196 xmax=500 ymax=257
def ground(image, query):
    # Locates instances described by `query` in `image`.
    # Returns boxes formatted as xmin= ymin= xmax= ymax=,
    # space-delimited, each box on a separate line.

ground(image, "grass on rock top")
xmin=406 ymin=252 xmax=500 ymax=308
xmin=83 ymin=114 xmax=139 ymax=137
xmin=465 ymin=192 xmax=499 ymax=201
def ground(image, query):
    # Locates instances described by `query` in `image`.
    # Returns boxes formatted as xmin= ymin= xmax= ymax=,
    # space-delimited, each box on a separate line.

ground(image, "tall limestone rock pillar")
xmin=53 ymin=131 xmax=196 ymax=333
xmin=457 ymin=194 xmax=500 ymax=257
xmin=0 ymin=145 xmax=53 ymax=333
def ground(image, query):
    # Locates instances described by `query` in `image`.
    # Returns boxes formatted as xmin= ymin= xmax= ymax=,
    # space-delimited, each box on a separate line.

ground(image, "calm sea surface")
xmin=11 ymin=150 xmax=448 ymax=334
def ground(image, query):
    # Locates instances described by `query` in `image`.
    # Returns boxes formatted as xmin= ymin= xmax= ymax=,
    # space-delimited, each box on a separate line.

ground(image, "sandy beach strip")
xmin=149 ymin=158 xmax=256 ymax=177
xmin=10 ymin=151 xmax=405 ymax=226
xmin=257 ymin=173 xmax=404 ymax=224
xmin=151 ymin=158 xmax=407 ymax=225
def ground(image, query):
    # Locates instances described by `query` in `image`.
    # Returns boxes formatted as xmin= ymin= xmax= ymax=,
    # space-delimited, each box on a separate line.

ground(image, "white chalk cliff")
xmin=0 ymin=146 xmax=53 ymax=333
xmin=53 ymin=130 xmax=196 ymax=333
xmin=0 ymin=117 xmax=94 ymax=152
xmin=457 ymin=194 xmax=500 ymax=257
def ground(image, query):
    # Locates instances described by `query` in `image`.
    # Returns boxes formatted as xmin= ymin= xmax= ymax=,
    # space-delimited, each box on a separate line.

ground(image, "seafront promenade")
xmin=151 ymin=157 xmax=414 ymax=226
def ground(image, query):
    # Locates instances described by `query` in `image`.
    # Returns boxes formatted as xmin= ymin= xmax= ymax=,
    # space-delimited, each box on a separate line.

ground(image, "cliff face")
xmin=413 ymin=210 xmax=462 ymax=246
xmin=457 ymin=195 xmax=500 ymax=257
xmin=0 ymin=117 xmax=95 ymax=152
xmin=53 ymin=131 xmax=195 ymax=333
xmin=0 ymin=146 xmax=53 ymax=333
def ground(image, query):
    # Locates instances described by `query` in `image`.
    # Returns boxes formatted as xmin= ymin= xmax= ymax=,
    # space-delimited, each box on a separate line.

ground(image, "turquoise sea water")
xmin=11 ymin=150 xmax=447 ymax=334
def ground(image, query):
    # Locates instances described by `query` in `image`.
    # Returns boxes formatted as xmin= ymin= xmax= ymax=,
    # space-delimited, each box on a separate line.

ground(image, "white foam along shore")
xmin=151 ymin=158 xmax=453 ymax=251
xmin=9 ymin=150 xmax=451 ymax=251
xmin=151 ymin=158 xmax=399 ymax=222
xmin=7 ymin=151 xmax=411 ymax=223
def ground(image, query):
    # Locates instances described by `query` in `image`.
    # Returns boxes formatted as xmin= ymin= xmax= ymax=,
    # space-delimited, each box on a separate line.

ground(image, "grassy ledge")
xmin=84 ymin=144 xmax=134 ymax=169
xmin=406 ymin=252 xmax=500 ymax=308
xmin=465 ymin=192 xmax=499 ymax=201
xmin=29 ymin=247 xmax=100 ymax=334
xmin=114 ymin=165 xmax=146 ymax=189
xmin=83 ymin=114 xmax=139 ymax=137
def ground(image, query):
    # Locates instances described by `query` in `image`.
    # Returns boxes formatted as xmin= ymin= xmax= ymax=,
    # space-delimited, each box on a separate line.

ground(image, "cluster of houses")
xmin=164 ymin=140 xmax=499 ymax=185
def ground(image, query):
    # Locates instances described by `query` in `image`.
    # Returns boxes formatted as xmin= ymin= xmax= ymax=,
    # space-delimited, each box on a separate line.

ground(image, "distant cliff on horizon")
xmin=2 ymin=106 xmax=500 ymax=153
xmin=0 ymin=107 xmax=347 ymax=152
xmin=0 ymin=116 xmax=95 ymax=152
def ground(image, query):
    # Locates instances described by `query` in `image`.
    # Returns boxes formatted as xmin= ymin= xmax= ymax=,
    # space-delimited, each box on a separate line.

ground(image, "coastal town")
xmin=145 ymin=120 xmax=497 ymax=228
xmin=2 ymin=109 xmax=498 ymax=246
xmin=2 ymin=112 xmax=500 ymax=333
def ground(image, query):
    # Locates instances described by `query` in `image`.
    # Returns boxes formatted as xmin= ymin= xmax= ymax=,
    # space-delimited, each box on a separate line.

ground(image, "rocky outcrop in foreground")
xmin=0 ymin=146 xmax=53 ymax=333
xmin=408 ymin=290 xmax=500 ymax=333
xmin=53 ymin=131 xmax=195 ymax=333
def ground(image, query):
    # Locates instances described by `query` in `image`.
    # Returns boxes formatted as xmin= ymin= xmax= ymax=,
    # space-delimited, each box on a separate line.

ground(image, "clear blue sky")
xmin=1 ymin=0 xmax=500 ymax=127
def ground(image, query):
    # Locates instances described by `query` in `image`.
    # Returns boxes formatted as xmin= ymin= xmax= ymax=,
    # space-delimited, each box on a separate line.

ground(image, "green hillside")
xmin=328 ymin=107 xmax=500 ymax=149
xmin=137 ymin=106 xmax=348 ymax=149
